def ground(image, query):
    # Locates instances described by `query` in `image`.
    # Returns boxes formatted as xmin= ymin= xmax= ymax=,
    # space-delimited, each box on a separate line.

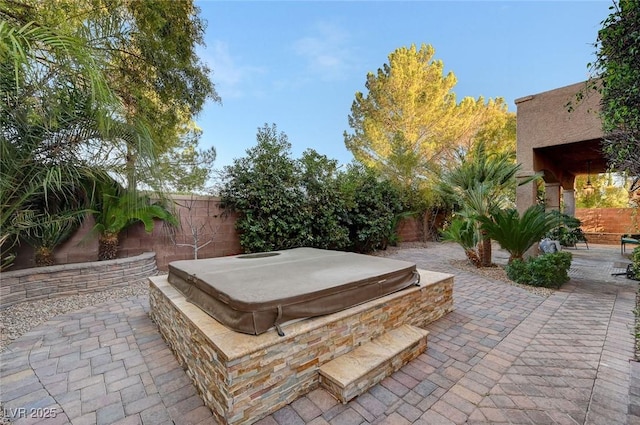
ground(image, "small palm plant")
xmin=477 ymin=205 xmax=559 ymax=263
xmin=441 ymin=216 xmax=481 ymax=267
xmin=93 ymin=182 xmax=177 ymax=260
xmin=438 ymin=141 xmax=529 ymax=267
xmin=21 ymin=210 xmax=82 ymax=266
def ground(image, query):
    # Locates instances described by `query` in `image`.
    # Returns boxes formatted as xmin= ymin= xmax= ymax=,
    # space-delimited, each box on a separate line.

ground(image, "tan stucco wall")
xmin=515 ymin=81 xmax=603 ymax=171
xmin=515 ymin=81 xmax=604 ymax=213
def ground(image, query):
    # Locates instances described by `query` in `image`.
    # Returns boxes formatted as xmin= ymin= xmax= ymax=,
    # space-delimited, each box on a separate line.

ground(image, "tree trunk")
xmin=34 ymin=246 xmax=55 ymax=267
xmin=478 ymin=233 xmax=492 ymax=267
xmin=98 ymin=232 xmax=119 ymax=261
xmin=465 ymin=249 xmax=482 ymax=268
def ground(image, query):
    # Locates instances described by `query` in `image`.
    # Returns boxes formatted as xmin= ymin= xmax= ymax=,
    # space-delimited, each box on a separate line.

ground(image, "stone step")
xmin=318 ymin=324 xmax=429 ymax=403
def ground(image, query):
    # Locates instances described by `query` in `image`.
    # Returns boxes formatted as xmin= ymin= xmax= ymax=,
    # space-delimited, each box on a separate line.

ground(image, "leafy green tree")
xmin=1 ymin=0 xmax=217 ymax=267
xmin=592 ymin=0 xmax=640 ymax=177
xmin=438 ymin=141 xmax=523 ymax=267
xmin=574 ymin=172 xmax=632 ymax=208
xmin=298 ymin=150 xmax=350 ymax=250
xmin=0 ymin=28 xmax=113 ymax=269
xmin=156 ymin=127 xmax=217 ymax=193
xmin=221 ymin=125 xmax=405 ymax=254
xmin=1 ymin=0 xmax=219 ymax=189
xmin=338 ymin=165 xmax=404 ymax=253
xmin=344 ymin=43 xmax=516 ymax=207
xmin=220 ymin=124 xmax=311 ymax=252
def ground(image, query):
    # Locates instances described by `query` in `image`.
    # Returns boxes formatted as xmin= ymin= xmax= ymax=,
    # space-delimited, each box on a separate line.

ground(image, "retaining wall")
xmin=0 ymin=252 xmax=157 ymax=309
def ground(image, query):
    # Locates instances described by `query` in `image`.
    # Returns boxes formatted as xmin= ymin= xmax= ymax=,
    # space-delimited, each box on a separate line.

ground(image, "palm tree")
xmin=0 ymin=13 xmax=116 ymax=270
xmin=478 ymin=206 xmax=559 ymax=263
xmin=92 ymin=181 xmax=177 ymax=260
xmin=440 ymin=216 xmax=480 ymax=267
xmin=439 ymin=141 xmax=529 ymax=267
xmin=0 ymin=12 xmax=164 ymax=268
xmin=21 ymin=211 xmax=82 ymax=266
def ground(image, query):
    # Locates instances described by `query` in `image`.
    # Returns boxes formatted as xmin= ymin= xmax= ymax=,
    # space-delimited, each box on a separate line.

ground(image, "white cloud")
xmin=204 ymin=40 xmax=266 ymax=100
xmin=292 ymin=21 xmax=356 ymax=82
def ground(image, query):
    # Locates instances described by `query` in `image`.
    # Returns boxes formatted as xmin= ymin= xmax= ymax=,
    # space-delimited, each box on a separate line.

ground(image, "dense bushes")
xmin=505 ymin=251 xmax=572 ymax=288
xmin=219 ymin=124 xmax=405 ymax=253
xmin=631 ymin=246 xmax=640 ymax=279
xmin=545 ymin=211 xmax=588 ymax=247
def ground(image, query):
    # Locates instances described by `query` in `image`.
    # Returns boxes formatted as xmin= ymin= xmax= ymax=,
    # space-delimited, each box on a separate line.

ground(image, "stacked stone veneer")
xmin=319 ymin=325 xmax=428 ymax=403
xmin=148 ymin=269 xmax=453 ymax=425
xmin=0 ymin=252 xmax=157 ymax=309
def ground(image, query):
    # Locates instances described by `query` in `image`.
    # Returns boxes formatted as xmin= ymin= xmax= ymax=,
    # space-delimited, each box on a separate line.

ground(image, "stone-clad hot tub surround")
xmin=148 ymin=270 xmax=453 ymax=425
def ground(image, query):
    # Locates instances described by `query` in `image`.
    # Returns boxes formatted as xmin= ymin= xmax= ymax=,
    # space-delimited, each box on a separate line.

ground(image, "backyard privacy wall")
xmin=576 ymin=208 xmax=639 ymax=244
xmin=9 ymin=202 xmax=636 ymax=272
xmin=10 ymin=196 xmax=429 ymax=272
xmin=12 ymin=195 xmax=242 ymax=271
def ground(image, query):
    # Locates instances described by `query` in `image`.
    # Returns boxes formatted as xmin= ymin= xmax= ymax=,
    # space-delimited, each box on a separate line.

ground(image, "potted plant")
xmin=545 ymin=211 xmax=588 ymax=248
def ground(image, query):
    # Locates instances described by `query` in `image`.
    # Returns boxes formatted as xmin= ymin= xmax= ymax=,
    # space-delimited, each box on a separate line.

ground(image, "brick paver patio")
xmin=1 ymin=243 xmax=638 ymax=424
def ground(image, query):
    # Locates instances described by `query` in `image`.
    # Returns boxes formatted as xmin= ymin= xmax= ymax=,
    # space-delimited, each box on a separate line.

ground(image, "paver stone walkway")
xmin=1 ymin=243 xmax=638 ymax=424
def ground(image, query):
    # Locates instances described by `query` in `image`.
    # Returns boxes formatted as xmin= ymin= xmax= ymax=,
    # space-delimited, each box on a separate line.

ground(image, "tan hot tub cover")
xmin=168 ymin=247 xmax=419 ymax=336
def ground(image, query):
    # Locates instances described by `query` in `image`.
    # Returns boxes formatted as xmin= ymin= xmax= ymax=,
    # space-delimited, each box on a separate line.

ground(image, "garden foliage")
xmin=505 ymin=251 xmax=572 ymax=288
xmin=632 ymin=246 xmax=640 ymax=279
xmin=479 ymin=205 xmax=559 ymax=263
xmin=545 ymin=211 xmax=588 ymax=247
xmin=440 ymin=217 xmax=480 ymax=267
xmin=220 ymin=124 xmax=404 ymax=254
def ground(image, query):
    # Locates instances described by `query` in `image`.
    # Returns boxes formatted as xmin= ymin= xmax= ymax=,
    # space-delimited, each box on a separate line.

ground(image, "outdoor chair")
xmin=621 ymin=233 xmax=640 ymax=255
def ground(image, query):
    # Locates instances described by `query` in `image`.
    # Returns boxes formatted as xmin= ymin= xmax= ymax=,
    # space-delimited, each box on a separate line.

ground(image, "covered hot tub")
xmin=168 ymin=247 xmax=420 ymax=335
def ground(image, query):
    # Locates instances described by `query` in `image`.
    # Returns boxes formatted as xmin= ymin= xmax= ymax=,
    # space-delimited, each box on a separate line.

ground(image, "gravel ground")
xmin=449 ymin=259 xmax=554 ymax=297
xmin=373 ymin=242 xmax=554 ymax=297
xmin=0 ymin=280 xmax=151 ymax=353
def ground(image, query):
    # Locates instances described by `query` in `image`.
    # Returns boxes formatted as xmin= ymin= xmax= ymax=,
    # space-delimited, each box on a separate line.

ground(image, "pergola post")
xmin=544 ymin=183 xmax=561 ymax=212
xmin=563 ymin=189 xmax=576 ymax=216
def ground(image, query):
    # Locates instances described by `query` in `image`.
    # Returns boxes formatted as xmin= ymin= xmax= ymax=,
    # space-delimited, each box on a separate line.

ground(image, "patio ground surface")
xmin=1 ymin=242 xmax=639 ymax=425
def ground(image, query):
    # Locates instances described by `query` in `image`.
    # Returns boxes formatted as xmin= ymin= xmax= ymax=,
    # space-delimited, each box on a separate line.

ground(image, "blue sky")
xmin=194 ymin=1 xmax=612 ymax=171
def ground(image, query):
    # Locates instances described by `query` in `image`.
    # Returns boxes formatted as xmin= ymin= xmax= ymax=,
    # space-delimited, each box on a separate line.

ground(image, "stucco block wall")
xmin=576 ymin=208 xmax=639 ymax=244
xmin=397 ymin=218 xmax=421 ymax=243
xmin=117 ymin=196 xmax=242 ymax=270
xmin=12 ymin=195 xmax=242 ymax=271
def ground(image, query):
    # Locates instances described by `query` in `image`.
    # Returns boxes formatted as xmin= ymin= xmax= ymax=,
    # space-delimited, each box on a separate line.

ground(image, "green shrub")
xmin=479 ymin=205 xmax=558 ymax=263
xmin=219 ymin=124 xmax=311 ymax=252
xmin=506 ymin=251 xmax=572 ymax=288
xmin=631 ymin=246 xmax=640 ymax=279
xmin=298 ymin=149 xmax=350 ymax=250
xmin=220 ymin=124 xmax=404 ymax=254
xmin=440 ymin=217 xmax=480 ymax=267
xmin=338 ymin=165 xmax=404 ymax=253
xmin=545 ymin=211 xmax=588 ymax=247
